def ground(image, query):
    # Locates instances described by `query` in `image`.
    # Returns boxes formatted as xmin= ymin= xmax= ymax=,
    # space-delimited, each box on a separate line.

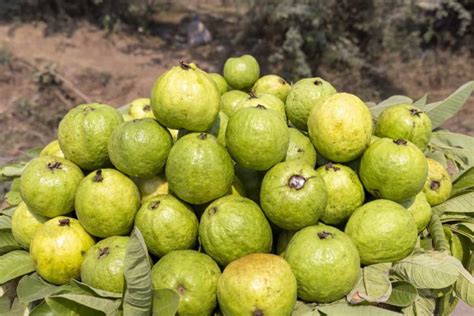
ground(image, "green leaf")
xmin=292 ymin=300 xmax=319 ymax=315
xmin=369 ymin=95 xmax=413 ymax=118
xmin=70 ymin=280 xmax=122 ymax=299
xmin=452 ymin=167 xmax=474 ymax=197
xmin=45 ymin=297 xmax=105 ymax=316
xmin=0 ymin=217 xmax=11 ymax=231
xmin=0 ymin=250 xmax=35 ymax=284
xmin=7 ymin=298 xmax=27 ymax=316
xmin=152 ymin=289 xmax=180 ymax=316
xmin=423 ymin=81 xmax=474 ymax=129
xmin=428 ymin=214 xmax=449 ymax=252
xmin=0 ymin=231 xmax=22 ymax=255
xmin=455 ymin=273 xmax=474 ymax=307
xmin=413 ymin=94 xmax=428 ymax=107
xmin=433 ymin=192 xmax=474 ymax=215
xmin=49 ymin=293 xmax=120 ymax=315
xmin=0 ymin=206 xmax=16 ymax=217
xmin=17 ymin=274 xmax=62 ymax=304
xmin=122 ymin=227 xmax=152 ymax=315
xmin=29 ymin=301 xmax=55 ymax=316
xmin=318 ymin=302 xmax=400 ymax=315
xmin=391 ymin=251 xmax=459 ymax=289
xmin=440 ymin=212 xmax=473 ymax=223
xmin=4 ymin=191 xmax=21 ymax=206
xmin=0 ymin=163 xmax=26 ymax=180
xmin=25 ymin=147 xmax=42 ymax=159
xmin=401 ymin=295 xmax=436 ymax=316
xmin=386 ymin=281 xmax=418 ymax=307
xmin=364 ymin=263 xmax=392 ymax=301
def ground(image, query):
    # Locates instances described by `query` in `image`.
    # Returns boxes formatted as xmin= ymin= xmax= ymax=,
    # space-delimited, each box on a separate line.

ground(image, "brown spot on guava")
xmin=279 ymin=78 xmax=287 ymax=85
xmin=81 ymin=251 xmax=86 ymax=256
xmin=208 ymin=207 xmax=218 ymax=215
xmin=248 ymin=91 xmax=257 ymax=99
xmin=317 ymin=231 xmax=332 ymax=239
xmin=58 ymin=218 xmax=70 ymax=226
xmin=394 ymin=139 xmax=408 ymax=146
xmin=47 ymin=161 xmax=62 ymax=170
xmin=430 ymin=180 xmax=440 ymax=191
xmin=179 ymin=61 xmax=191 ymax=70
xmin=253 ymin=309 xmax=264 ymax=316
xmin=288 ymin=175 xmax=306 ymax=190
xmin=198 ymin=133 xmax=207 ymax=140
xmin=94 ymin=170 xmax=104 ymax=182
xmin=313 ymin=79 xmax=321 ymax=85
xmin=98 ymin=247 xmax=110 ymax=259
xmin=409 ymin=108 xmax=423 ymax=117
xmin=297 ymin=148 xmax=304 ymax=153
xmin=177 ymin=284 xmax=186 ymax=295
xmin=325 ymin=162 xmax=340 ymax=171
xmin=149 ymin=201 xmax=161 ymax=210
xmin=255 ymin=104 xmax=266 ymax=110
xmin=143 ymin=105 xmax=151 ymax=112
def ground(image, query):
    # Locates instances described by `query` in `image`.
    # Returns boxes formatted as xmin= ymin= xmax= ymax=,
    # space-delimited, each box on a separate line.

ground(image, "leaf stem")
xmin=428 ymin=214 xmax=450 ymax=253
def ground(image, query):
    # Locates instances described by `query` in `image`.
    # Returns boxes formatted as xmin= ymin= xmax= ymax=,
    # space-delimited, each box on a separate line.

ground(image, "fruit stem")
xmin=58 ymin=218 xmax=70 ymax=226
xmin=430 ymin=180 xmax=440 ymax=191
xmin=288 ymin=175 xmax=306 ymax=190
xmin=208 ymin=207 xmax=218 ymax=215
xmin=198 ymin=133 xmax=208 ymax=140
xmin=393 ymin=139 xmax=408 ymax=146
xmin=325 ymin=162 xmax=340 ymax=171
xmin=94 ymin=170 xmax=104 ymax=182
xmin=255 ymin=104 xmax=266 ymax=110
xmin=248 ymin=91 xmax=257 ymax=99
xmin=47 ymin=161 xmax=62 ymax=170
xmin=409 ymin=108 xmax=423 ymax=117
xmin=149 ymin=201 xmax=161 ymax=210
xmin=179 ymin=61 xmax=191 ymax=70
xmin=143 ymin=105 xmax=152 ymax=112
xmin=317 ymin=231 xmax=332 ymax=239
xmin=313 ymin=79 xmax=321 ymax=85
xmin=98 ymin=247 xmax=110 ymax=259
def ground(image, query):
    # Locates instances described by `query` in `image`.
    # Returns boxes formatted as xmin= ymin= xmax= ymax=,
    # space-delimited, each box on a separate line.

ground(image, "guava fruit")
xmin=234 ymin=164 xmax=264 ymax=203
xmin=285 ymin=77 xmax=336 ymax=130
xmin=20 ymin=155 xmax=84 ymax=217
xmin=209 ymin=73 xmax=230 ymax=95
xmin=260 ymin=160 xmax=328 ymax=230
xmin=284 ymin=224 xmax=360 ymax=303
xmin=228 ymin=175 xmax=246 ymax=197
xmin=122 ymin=113 xmax=133 ymax=121
xmin=276 ymin=230 xmax=296 ymax=256
xmin=223 ymin=55 xmax=260 ymax=89
xmin=166 ymin=133 xmax=234 ymax=204
xmin=30 ymin=217 xmax=95 ymax=285
xmin=226 ymin=105 xmax=289 ymax=171
xmin=217 ymin=253 xmax=297 ymax=316
xmin=220 ymin=90 xmax=248 ymax=117
xmin=58 ymin=103 xmax=123 ymax=170
xmin=375 ymin=104 xmax=432 ymax=151
xmin=134 ymin=194 xmax=198 ymax=257
xmin=285 ymin=127 xmax=317 ymax=167
xmin=133 ymin=173 xmax=170 ymax=202
xmin=81 ymin=236 xmax=129 ymax=293
xmin=151 ymin=250 xmax=221 ymax=316
xmin=11 ymin=202 xmax=47 ymax=249
xmin=75 ymin=169 xmax=140 ymax=237
xmin=359 ymin=138 xmax=428 ymax=202
xmin=401 ymin=191 xmax=432 ymax=232
xmin=345 ymin=199 xmax=418 ymax=264
xmin=423 ymin=158 xmax=452 ymax=205
xmin=308 ymin=93 xmax=373 ymax=162
xmin=40 ymin=140 xmax=64 ymax=158
xmin=207 ymin=111 xmax=228 ymax=147
xmin=150 ymin=61 xmax=220 ymax=131
xmin=315 ymin=163 xmax=365 ymax=225
xmin=199 ymin=195 xmax=272 ymax=266
xmin=252 ymin=74 xmax=291 ymax=102
xmin=233 ymin=92 xmax=287 ymax=121
xmin=108 ymin=118 xmax=173 ymax=178
xmin=126 ymin=98 xmax=155 ymax=120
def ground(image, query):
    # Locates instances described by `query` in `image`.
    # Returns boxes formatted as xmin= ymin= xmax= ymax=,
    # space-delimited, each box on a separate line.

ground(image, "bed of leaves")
xmin=0 ymin=82 xmax=473 ymax=315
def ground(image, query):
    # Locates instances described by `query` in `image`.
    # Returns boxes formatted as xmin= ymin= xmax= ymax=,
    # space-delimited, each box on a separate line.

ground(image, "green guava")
xmin=122 ymin=113 xmax=133 ymax=121
xmin=81 ymin=236 xmax=129 ymax=293
xmin=401 ymin=191 xmax=432 ymax=232
xmin=134 ymin=194 xmax=198 ymax=257
xmin=40 ymin=140 xmax=64 ymax=158
xmin=276 ymin=230 xmax=296 ymax=256
xmin=220 ymin=90 xmax=248 ymax=117
xmin=375 ymin=104 xmax=432 ymax=151
xmin=226 ymin=105 xmax=289 ymax=171
xmin=207 ymin=111 xmax=228 ymax=147
xmin=20 ymin=155 xmax=84 ymax=217
xmin=199 ymin=195 xmax=272 ymax=266
xmin=223 ymin=55 xmax=260 ymax=89
xmin=285 ymin=127 xmax=317 ymax=167
xmin=423 ymin=158 xmax=452 ymax=205
xmin=252 ymin=74 xmax=291 ymax=102
xmin=75 ymin=169 xmax=140 ymax=237
xmin=345 ymin=199 xmax=418 ymax=264
xmin=151 ymin=250 xmax=221 ymax=316
xmin=209 ymin=73 xmax=230 ymax=95
xmin=359 ymin=138 xmax=428 ymax=202
xmin=217 ymin=253 xmax=297 ymax=315
xmin=285 ymin=77 xmax=336 ymax=130
xmin=127 ymin=98 xmax=155 ymax=120
xmin=233 ymin=92 xmax=287 ymax=122
xmin=30 ymin=216 xmax=95 ymax=285
xmin=165 ymin=133 xmax=234 ymax=204
xmin=58 ymin=103 xmax=123 ymax=170
xmin=308 ymin=93 xmax=373 ymax=162
xmin=133 ymin=173 xmax=170 ymax=202
xmin=284 ymin=224 xmax=360 ymax=303
xmin=260 ymin=160 xmax=328 ymax=230
xmin=315 ymin=163 xmax=365 ymax=225
xmin=150 ymin=61 xmax=220 ymax=131
xmin=11 ymin=202 xmax=48 ymax=249
xmin=108 ymin=118 xmax=173 ymax=178
xmin=234 ymin=164 xmax=264 ymax=203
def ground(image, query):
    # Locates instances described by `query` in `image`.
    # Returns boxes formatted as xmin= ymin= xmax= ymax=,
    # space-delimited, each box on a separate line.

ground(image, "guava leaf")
xmin=0 ymin=163 xmax=26 ymax=181
xmin=451 ymin=167 xmax=474 ymax=197
xmin=317 ymin=302 xmax=400 ymax=315
xmin=29 ymin=301 xmax=56 ymax=316
xmin=428 ymin=214 xmax=450 ymax=252
xmin=70 ymin=279 xmax=122 ymax=299
xmin=5 ymin=191 xmax=22 ymax=206
xmin=386 ymin=281 xmax=418 ymax=307
xmin=0 ymin=206 xmax=16 ymax=217
xmin=152 ymin=289 xmax=180 ymax=316
xmin=122 ymin=227 xmax=153 ymax=315
xmin=401 ymin=295 xmax=436 ymax=316
xmin=455 ymin=273 xmax=474 ymax=307
xmin=292 ymin=300 xmax=319 ymax=315
xmin=0 ymin=231 xmax=22 ymax=255
xmin=363 ymin=263 xmax=392 ymax=302
xmin=413 ymin=94 xmax=428 ymax=107
xmin=45 ymin=296 xmax=105 ymax=316
xmin=25 ymin=147 xmax=42 ymax=159
xmin=440 ymin=212 xmax=473 ymax=223
xmin=369 ymin=95 xmax=413 ymax=118
xmin=48 ymin=293 xmax=120 ymax=315
xmin=0 ymin=250 xmax=35 ymax=284
xmin=0 ymin=216 xmax=11 ymax=231
xmin=433 ymin=192 xmax=474 ymax=215
xmin=17 ymin=273 xmax=62 ymax=304
xmin=0 ymin=296 xmax=11 ymax=314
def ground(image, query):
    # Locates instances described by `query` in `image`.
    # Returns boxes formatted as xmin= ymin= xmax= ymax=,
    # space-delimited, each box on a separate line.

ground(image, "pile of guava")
xmin=0 ymin=56 xmax=473 ymax=316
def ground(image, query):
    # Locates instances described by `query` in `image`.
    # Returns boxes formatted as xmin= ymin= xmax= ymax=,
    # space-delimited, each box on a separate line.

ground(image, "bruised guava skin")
xmin=151 ymin=250 xmax=221 ymax=316
xmin=375 ymin=104 xmax=432 ymax=151
xmin=218 ymin=253 xmax=297 ymax=316
xmin=423 ymin=158 xmax=452 ymax=206
xmin=108 ymin=118 xmax=173 ymax=178
xmin=220 ymin=90 xmax=248 ymax=117
xmin=252 ymin=74 xmax=291 ymax=102
xmin=345 ymin=199 xmax=418 ymax=265
xmin=223 ymin=55 xmax=260 ymax=90
xmin=133 ymin=173 xmax=170 ymax=202
xmin=150 ymin=62 xmax=220 ymax=131
xmin=40 ymin=140 xmax=64 ymax=158
xmin=20 ymin=156 xmax=84 ymax=217
xmin=276 ymin=230 xmax=297 ymax=256
xmin=233 ymin=92 xmax=287 ymax=122
xmin=81 ymin=236 xmax=129 ymax=293
xmin=285 ymin=77 xmax=336 ymax=131
xmin=308 ymin=93 xmax=373 ymax=162
xmin=11 ymin=202 xmax=47 ymax=249
xmin=315 ymin=163 xmax=365 ymax=225
xmin=127 ymin=98 xmax=155 ymax=120
xmin=284 ymin=224 xmax=360 ymax=303
xmin=401 ymin=191 xmax=432 ymax=232
xmin=260 ymin=161 xmax=328 ymax=230
xmin=58 ymin=103 xmax=123 ymax=170
xmin=30 ymin=217 xmax=95 ymax=285
xmin=226 ymin=106 xmax=289 ymax=171
xmin=199 ymin=195 xmax=273 ymax=266
xmin=234 ymin=164 xmax=264 ymax=203
xmin=285 ymin=128 xmax=317 ymax=167
xmin=166 ymin=133 xmax=234 ymax=205
xmin=359 ymin=138 xmax=428 ymax=202
xmin=75 ymin=169 xmax=140 ymax=238
xmin=134 ymin=194 xmax=198 ymax=257
xmin=209 ymin=73 xmax=230 ymax=95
